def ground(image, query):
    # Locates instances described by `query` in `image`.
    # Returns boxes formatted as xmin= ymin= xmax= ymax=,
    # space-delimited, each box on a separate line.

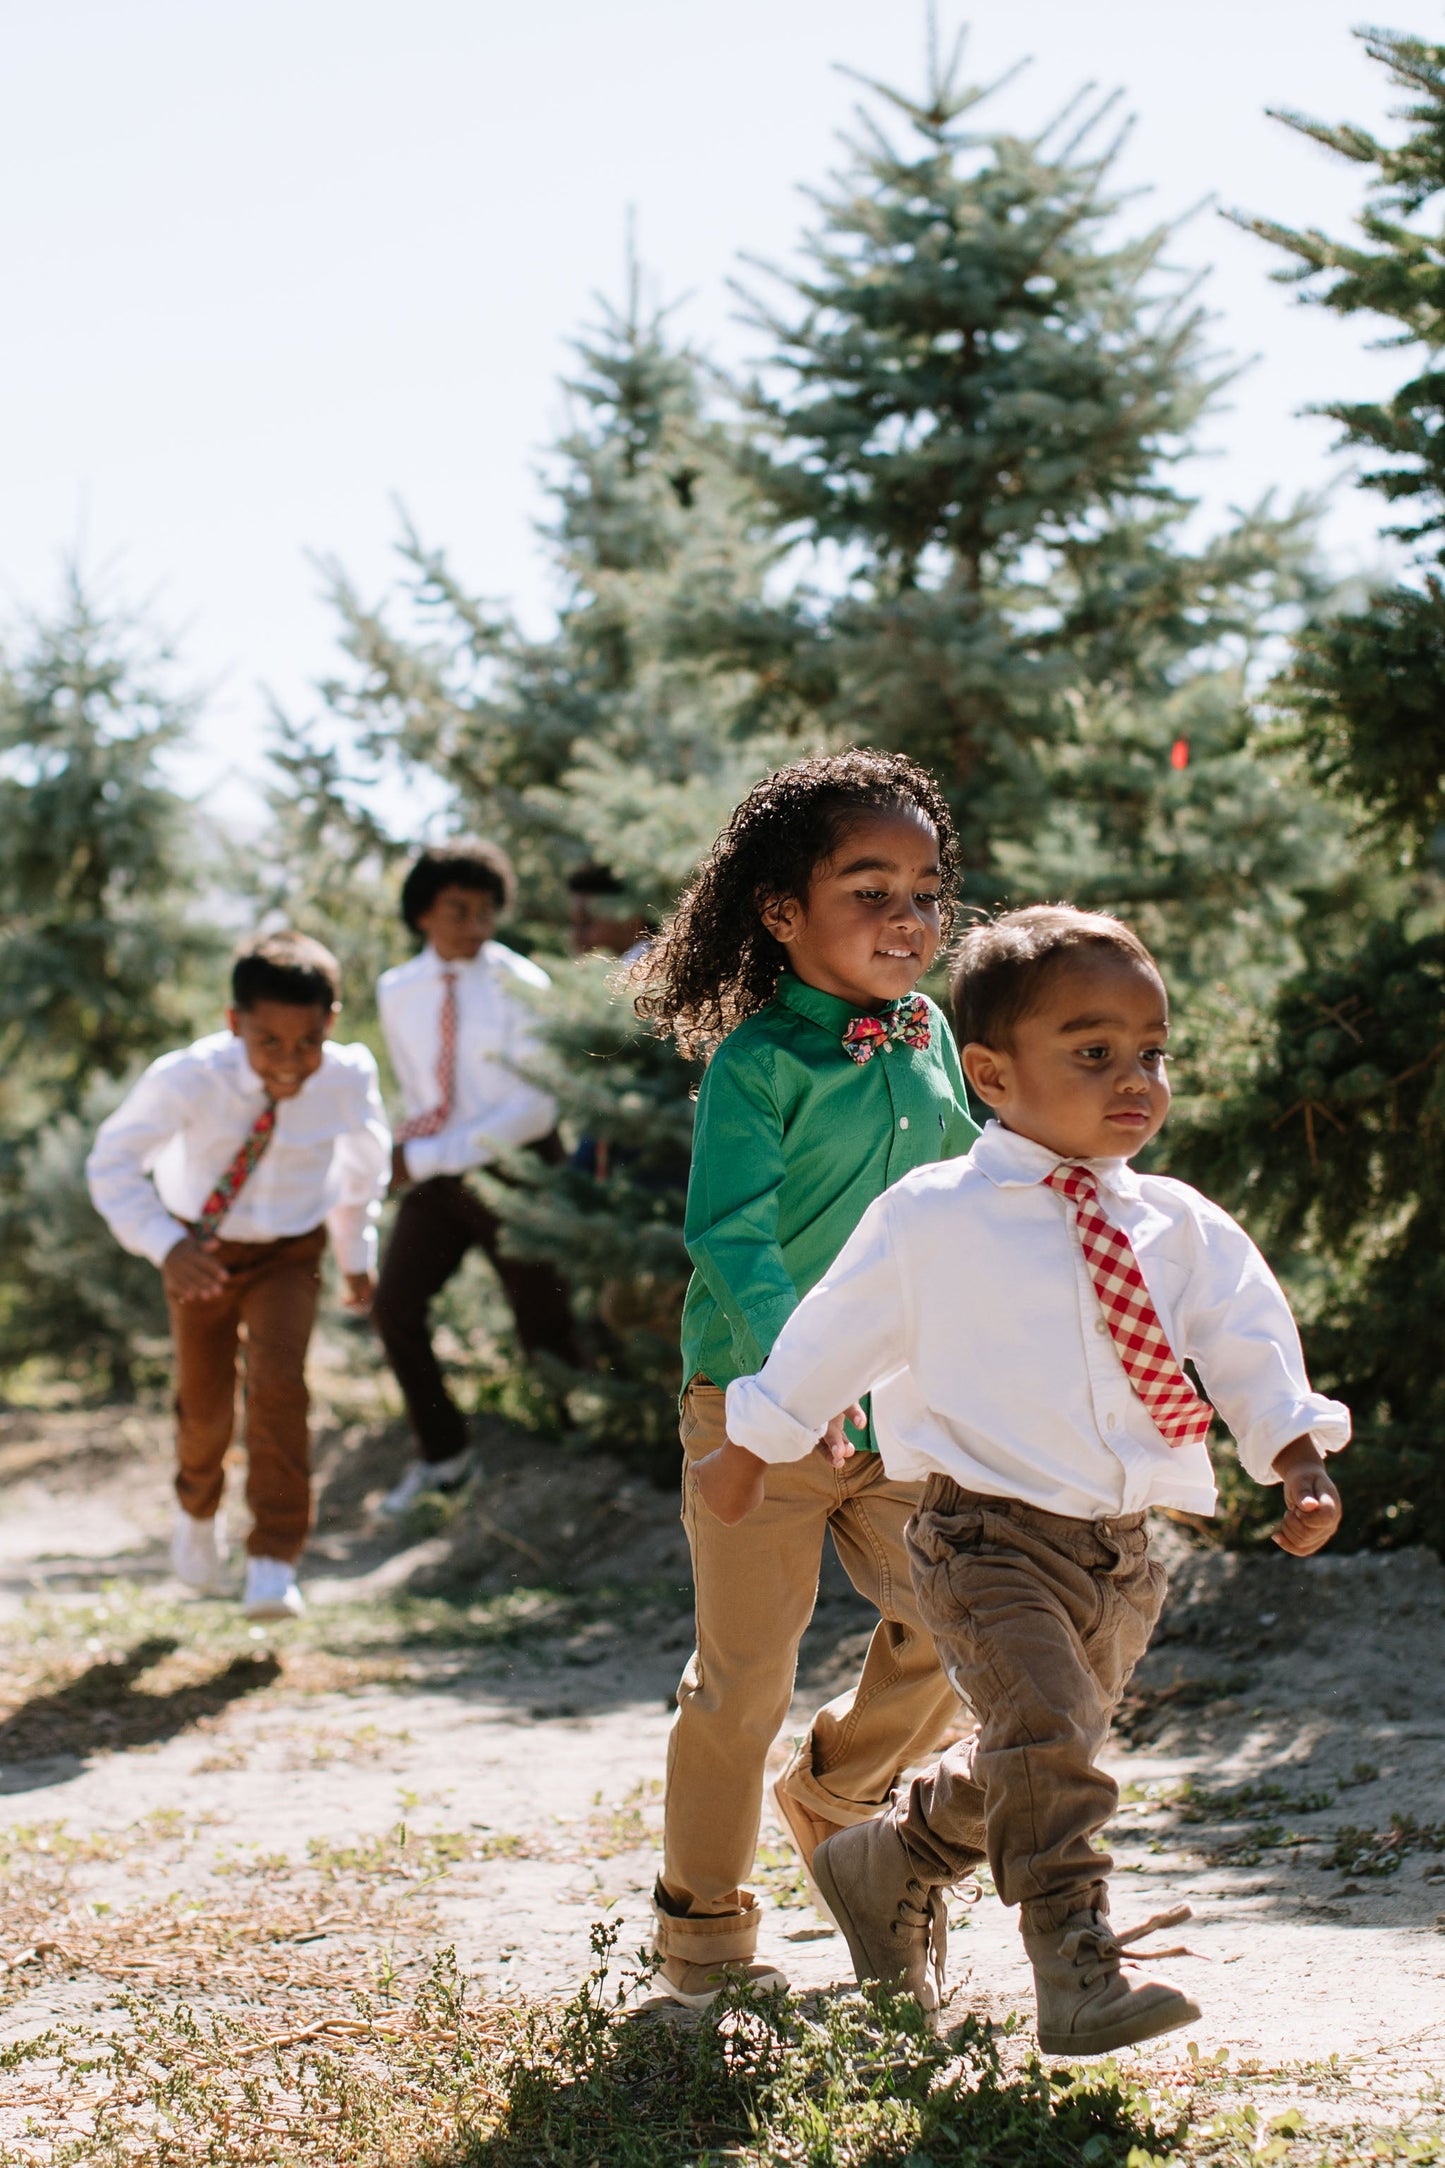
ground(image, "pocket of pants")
xmin=909 ymin=1505 xmax=987 ymax=1568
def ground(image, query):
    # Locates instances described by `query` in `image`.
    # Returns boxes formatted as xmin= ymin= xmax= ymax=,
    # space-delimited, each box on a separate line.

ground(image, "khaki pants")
xmin=888 ymin=1477 xmax=1168 ymax=1932
xmin=655 ymin=1380 xmax=956 ymax=1964
xmin=167 ymin=1226 xmax=326 ymax=1562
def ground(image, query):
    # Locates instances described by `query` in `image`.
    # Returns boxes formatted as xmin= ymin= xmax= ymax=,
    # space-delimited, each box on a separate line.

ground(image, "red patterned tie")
xmin=1045 ymin=1163 xmax=1212 ymax=1450
xmin=194 ymin=1102 xmax=278 ymax=1239
xmin=397 ymin=967 xmax=458 ymax=1143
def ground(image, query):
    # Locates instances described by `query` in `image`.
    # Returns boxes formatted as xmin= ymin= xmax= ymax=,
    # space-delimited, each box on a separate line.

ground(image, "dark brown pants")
xmin=887 ymin=1477 xmax=1167 ymax=1932
xmin=372 ymin=1152 xmax=578 ymax=1462
xmin=167 ymin=1225 xmax=325 ymax=1562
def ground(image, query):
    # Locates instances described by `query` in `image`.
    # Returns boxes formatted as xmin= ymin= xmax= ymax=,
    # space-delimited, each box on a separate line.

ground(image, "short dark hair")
xmin=400 ymin=839 xmax=515 ymax=935
xmin=231 ymin=930 xmax=341 ymax=1012
xmin=566 ymin=861 xmax=626 ymax=897
xmin=951 ymin=905 xmax=1160 ymax=1050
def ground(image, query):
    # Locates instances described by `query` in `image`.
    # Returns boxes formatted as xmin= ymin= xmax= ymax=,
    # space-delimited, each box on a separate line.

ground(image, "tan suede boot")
xmin=653 ymin=1890 xmax=788 ymax=2011
xmin=1023 ymin=1903 xmax=1201 ymax=2057
xmin=812 ymin=1819 xmax=950 ymax=2012
xmin=656 ymin=1955 xmax=789 ymax=2011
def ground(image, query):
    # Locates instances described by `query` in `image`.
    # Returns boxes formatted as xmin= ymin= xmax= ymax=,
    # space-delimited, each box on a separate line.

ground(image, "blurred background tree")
xmin=0 ymin=568 xmax=215 ymax=1391
xmin=1170 ymin=27 xmax=1445 ymax=1552
xmin=738 ymin=26 xmax=1351 ymax=997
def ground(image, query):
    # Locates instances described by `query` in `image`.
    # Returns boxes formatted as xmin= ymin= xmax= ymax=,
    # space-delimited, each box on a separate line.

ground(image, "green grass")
xmin=0 ymin=1924 xmax=1186 ymax=2167
xmin=7 ymin=1921 xmax=1442 ymax=2167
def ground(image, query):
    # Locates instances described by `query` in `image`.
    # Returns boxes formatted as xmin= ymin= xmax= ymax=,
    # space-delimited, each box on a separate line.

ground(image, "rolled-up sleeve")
xmin=85 ymin=1066 xmax=192 ymax=1268
xmin=1181 ymin=1203 xmax=1351 ymax=1484
xmin=326 ymin=1058 xmax=392 ymax=1274
xmin=725 ymin=1193 xmax=911 ymax=1463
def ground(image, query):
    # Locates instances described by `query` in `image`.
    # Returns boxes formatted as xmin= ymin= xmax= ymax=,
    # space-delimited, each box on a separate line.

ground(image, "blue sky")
xmin=0 ymin=1 xmax=1407 ymax=817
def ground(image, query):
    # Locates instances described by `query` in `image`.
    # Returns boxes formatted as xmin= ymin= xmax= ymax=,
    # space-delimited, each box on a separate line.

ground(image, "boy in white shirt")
xmin=700 ymin=905 xmax=1347 ymax=2056
xmin=87 ymin=931 xmax=391 ymax=1620
xmin=373 ymin=841 xmax=578 ymax=1514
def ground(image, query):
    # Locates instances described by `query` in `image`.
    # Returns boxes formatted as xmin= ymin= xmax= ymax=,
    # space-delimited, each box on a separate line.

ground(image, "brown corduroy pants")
xmin=654 ymin=1379 xmax=957 ymax=1965
xmin=887 ymin=1477 xmax=1168 ymax=1932
xmin=166 ymin=1225 xmax=326 ymax=1563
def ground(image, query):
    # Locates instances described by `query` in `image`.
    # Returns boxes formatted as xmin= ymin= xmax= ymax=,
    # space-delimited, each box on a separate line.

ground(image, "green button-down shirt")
xmin=680 ymin=973 xmax=981 ymax=1439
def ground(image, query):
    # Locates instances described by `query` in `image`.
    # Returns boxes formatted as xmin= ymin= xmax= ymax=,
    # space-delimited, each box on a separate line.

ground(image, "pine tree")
xmin=0 ymin=567 xmax=210 ymax=1126
xmin=481 ymin=277 xmax=825 ymax=1463
xmin=252 ymin=708 xmax=413 ymax=1048
xmin=737 ymin=24 xmax=1343 ymax=993
xmin=282 ymin=268 xmax=817 ymax=1460
xmin=1171 ymin=27 xmax=1445 ymax=1551
xmin=0 ymin=569 xmax=212 ymax=1389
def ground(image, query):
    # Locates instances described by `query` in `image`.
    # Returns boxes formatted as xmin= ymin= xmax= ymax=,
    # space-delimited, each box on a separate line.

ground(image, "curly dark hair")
xmin=631 ymin=748 xmax=958 ymax=1058
xmin=400 ymin=839 xmax=514 ymax=935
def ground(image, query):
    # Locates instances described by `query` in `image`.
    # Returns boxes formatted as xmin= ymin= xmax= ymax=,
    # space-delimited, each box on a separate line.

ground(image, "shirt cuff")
xmin=724 ymin=1376 xmax=820 ymax=1466
xmin=1235 ymin=1394 xmax=1352 ymax=1485
xmin=327 ymin=1208 xmax=376 ymax=1278
xmin=139 ymin=1211 xmax=191 ymax=1270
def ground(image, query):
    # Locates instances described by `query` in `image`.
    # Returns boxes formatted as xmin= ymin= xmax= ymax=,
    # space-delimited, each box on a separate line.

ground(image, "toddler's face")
xmin=762 ymin=808 xmax=943 ymax=1009
xmin=226 ymin=999 xmax=335 ymax=1100
xmin=962 ymin=954 xmax=1171 ymax=1162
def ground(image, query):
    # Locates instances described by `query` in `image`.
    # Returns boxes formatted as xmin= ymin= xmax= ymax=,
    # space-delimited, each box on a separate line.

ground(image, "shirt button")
xmin=1106 ymin=1413 xmax=1118 ymax=1431
xmin=1095 ymin=1319 xmax=1109 ymax=1336
xmin=898 ymin=1116 xmax=909 ymax=1130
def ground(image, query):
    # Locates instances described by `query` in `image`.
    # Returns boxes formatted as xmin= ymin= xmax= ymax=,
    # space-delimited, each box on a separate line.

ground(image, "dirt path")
xmin=0 ymin=1377 xmax=1442 ymax=2149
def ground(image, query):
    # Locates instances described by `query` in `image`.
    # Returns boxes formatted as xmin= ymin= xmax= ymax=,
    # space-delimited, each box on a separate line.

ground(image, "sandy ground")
xmin=0 ymin=1367 xmax=1442 ymax=2127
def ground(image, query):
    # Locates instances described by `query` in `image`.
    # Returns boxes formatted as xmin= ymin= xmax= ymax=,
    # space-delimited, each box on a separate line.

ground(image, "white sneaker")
xmin=380 ymin=1447 xmax=477 ymax=1518
xmin=242 ymin=1556 xmax=305 ymax=1621
xmin=171 ymin=1508 xmax=228 ymax=1594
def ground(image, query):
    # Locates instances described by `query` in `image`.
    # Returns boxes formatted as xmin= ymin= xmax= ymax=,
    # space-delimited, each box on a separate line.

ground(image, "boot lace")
xmin=894 ymin=1876 xmax=981 ymax=2005
xmin=1058 ymin=1903 xmax=1192 ymax=1991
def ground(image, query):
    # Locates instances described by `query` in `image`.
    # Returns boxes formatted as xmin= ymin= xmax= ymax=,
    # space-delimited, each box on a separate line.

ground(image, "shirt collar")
xmin=220 ymin=1034 xmax=271 ymax=1101
xmin=420 ymin=942 xmax=489 ymax=978
xmin=969 ymin=1119 xmax=1141 ymax=1198
xmin=773 ymin=970 xmax=917 ymax=1040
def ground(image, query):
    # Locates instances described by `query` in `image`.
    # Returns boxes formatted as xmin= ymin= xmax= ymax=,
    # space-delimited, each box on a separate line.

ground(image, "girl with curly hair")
xmin=634 ymin=748 xmax=981 ymax=2008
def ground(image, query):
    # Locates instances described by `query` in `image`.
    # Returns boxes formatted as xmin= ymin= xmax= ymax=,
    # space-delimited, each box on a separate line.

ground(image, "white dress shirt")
xmin=725 ymin=1122 xmax=1350 ymax=1520
xmin=86 ymin=1034 xmax=392 ymax=1275
xmin=376 ymin=940 xmax=557 ymax=1182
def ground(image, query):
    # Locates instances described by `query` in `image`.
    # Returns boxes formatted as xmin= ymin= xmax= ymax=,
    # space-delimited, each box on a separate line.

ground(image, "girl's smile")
xmin=760 ymin=808 xmax=943 ymax=1008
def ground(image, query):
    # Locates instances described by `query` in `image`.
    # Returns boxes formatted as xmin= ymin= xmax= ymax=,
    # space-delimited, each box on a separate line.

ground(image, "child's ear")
xmin=225 ymin=1006 xmax=242 ymax=1038
xmin=323 ymin=1005 xmax=339 ymax=1039
xmin=962 ymin=1041 xmax=1010 ymax=1109
xmin=758 ymin=890 xmax=803 ymax=945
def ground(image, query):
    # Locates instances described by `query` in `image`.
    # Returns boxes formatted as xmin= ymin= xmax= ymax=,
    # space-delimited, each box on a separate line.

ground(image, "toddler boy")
xmin=87 ymin=931 xmax=390 ymax=1619
xmin=702 ymin=906 xmax=1347 ymax=2055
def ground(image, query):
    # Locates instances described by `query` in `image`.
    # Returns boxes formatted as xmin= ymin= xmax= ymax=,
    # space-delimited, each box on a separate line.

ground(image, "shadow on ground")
xmin=0 ymin=1635 xmax=280 ymax=1790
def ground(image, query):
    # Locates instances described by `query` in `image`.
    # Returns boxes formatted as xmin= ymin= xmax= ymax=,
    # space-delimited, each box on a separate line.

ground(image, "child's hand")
xmin=1270 ymin=1438 xmax=1343 ymax=1556
xmin=389 ymin=1143 xmax=412 ymax=1197
xmin=693 ymin=1440 xmax=767 ymax=1526
xmin=342 ymin=1270 xmax=377 ymax=1313
xmin=162 ymin=1232 xmax=228 ymax=1304
xmin=815 ymin=1404 xmax=866 ymax=1469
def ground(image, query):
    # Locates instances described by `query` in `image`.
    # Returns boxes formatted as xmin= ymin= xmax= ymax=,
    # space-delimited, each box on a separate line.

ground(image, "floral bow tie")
xmin=842 ymin=994 xmax=931 ymax=1064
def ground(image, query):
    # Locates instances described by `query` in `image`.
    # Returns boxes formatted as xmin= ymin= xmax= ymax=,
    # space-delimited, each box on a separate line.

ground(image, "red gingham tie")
xmin=1046 ymin=1163 xmax=1212 ymax=1450
xmin=397 ymin=967 xmax=457 ymax=1143
xmin=194 ymin=1102 xmax=277 ymax=1238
